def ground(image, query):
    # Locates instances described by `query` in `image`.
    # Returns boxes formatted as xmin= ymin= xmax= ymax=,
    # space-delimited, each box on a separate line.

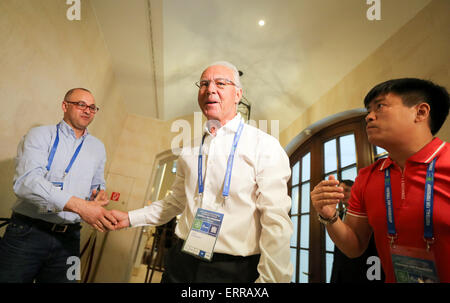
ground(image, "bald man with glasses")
xmin=0 ymin=88 xmax=117 ymax=283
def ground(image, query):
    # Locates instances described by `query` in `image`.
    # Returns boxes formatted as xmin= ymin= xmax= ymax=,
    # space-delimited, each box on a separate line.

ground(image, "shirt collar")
xmin=59 ymin=120 xmax=88 ymax=139
xmin=204 ymin=113 xmax=242 ymax=136
xmin=379 ymin=137 xmax=446 ymax=171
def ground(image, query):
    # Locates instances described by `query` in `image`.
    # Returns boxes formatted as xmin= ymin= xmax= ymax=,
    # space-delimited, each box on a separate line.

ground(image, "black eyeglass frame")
xmin=64 ymin=100 xmax=100 ymax=113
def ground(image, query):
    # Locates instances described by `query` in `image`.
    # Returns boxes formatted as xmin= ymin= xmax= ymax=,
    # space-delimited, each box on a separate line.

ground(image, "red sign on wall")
xmin=110 ymin=192 xmax=120 ymax=201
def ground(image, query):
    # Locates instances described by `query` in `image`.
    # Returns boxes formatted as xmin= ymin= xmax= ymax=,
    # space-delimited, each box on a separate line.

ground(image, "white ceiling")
xmin=91 ymin=0 xmax=432 ymax=131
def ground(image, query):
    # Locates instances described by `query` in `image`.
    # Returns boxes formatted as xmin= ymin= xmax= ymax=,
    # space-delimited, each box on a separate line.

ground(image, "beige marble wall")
xmin=0 ymin=1 xmax=127 ymax=241
xmin=93 ymin=112 xmax=198 ymax=282
xmin=280 ymin=0 xmax=450 ymax=149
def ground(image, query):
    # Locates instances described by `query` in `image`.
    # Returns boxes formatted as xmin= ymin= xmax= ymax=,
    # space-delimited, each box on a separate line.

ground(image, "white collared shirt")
xmin=129 ymin=114 xmax=293 ymax=282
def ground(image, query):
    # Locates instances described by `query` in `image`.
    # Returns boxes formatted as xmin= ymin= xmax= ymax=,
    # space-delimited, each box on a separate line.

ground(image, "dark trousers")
xmin=0 ymin=213 xmax=81 ymax=283
xmin=161 ymin=238 xmax=260 ymax=283
xmin=330 ymin=234 xmax=385 ymax=283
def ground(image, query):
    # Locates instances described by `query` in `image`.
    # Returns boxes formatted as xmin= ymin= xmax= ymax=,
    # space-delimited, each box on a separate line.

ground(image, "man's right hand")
xmin=311 ymin=175 xmax=344 ymax=219
xmin=110 ymin=209 xmax=131 ymax=230
xmin=64 ymin=196 xmax=117 ymax=232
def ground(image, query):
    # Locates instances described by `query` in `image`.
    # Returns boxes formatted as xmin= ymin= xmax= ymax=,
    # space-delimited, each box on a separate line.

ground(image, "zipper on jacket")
xmin=401 ymin=167 xmax=406 ymax=200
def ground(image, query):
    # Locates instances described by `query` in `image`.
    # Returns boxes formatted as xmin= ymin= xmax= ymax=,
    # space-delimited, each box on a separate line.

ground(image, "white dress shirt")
xmin=129 ymin=113 xmax=293 ymax=282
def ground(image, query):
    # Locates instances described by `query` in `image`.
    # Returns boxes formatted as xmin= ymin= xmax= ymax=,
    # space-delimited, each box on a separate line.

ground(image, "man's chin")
xmin=367 ymin=134 xmax=380 ymax=145
xmin=76 ymin=121 xmax=91 ymax=130
xmin=203 ymin=110 xmax=220 ymax=121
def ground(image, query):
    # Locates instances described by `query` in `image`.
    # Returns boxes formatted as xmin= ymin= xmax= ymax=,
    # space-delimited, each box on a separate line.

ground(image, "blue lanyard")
xmin=198 ymin=120 xmax=244 ymax=199
xmin=384 ymin=157 xmax=437 ymax=247
xmin=46 ymin=124 xmax=86 ymax=177
xmin=423 ymin=157 xmax=437 ymax=240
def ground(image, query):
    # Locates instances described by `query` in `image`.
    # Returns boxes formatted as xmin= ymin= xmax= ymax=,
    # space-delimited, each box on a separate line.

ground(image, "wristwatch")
xmin=317 ymin=210 xmax=339 ymax=225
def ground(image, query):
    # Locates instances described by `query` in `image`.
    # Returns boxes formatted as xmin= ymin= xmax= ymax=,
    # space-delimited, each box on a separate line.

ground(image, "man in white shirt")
xmin=111 ymin=61 xmax=293 ymax=282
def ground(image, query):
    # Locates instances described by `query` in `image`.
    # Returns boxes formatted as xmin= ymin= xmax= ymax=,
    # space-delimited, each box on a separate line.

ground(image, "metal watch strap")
xmin=318 ymin=210 xmax=339 ymax=225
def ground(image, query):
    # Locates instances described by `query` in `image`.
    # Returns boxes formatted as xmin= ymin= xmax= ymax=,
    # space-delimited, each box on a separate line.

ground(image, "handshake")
xmin=63 ymin=189 xmax=131 ymax=232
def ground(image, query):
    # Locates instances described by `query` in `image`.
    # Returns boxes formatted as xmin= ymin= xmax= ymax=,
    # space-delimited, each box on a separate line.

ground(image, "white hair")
xmin=203 ymin=61 xmax=242 ymax=88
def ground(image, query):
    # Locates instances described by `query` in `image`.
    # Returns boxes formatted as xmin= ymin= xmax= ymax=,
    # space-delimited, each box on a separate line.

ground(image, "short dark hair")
xmin=340 ymin=180 xmax=354 ymax=187
xmin=363 ymin=78 xmax=449 ymax=135
xmin=64 ymin=88 xmax=92 ymax=101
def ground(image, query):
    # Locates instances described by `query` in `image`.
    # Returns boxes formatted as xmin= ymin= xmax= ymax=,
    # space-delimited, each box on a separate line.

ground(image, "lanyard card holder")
xmin=385 ymin=157 xmax=440 ymax=283
xmin=391 ymin=244 xmax=439 ymax=283
xmin=182 ymin=208 xmax=224 ymax=261
xmin=46 ymin=170 xmax=65 ymax=191
xmin=51 ymin=180 xmax=64 ymax=190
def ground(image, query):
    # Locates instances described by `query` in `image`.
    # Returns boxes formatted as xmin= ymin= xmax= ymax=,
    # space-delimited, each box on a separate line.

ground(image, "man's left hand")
xmin=90 ymin=189 xmax=108 ymax=207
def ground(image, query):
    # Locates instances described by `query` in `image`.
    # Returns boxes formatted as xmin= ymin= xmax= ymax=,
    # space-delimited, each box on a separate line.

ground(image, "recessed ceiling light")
xmin=258 ymin=20 xmax=265 ymax=27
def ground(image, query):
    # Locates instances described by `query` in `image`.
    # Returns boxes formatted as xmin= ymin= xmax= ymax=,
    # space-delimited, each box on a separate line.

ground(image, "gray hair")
xmin=203 ymin=61 xmax=242 ymax=88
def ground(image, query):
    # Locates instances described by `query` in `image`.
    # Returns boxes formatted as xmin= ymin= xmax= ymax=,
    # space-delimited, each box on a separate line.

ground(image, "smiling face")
xmin=365 ymin=93 xmax=420 ymax=149
xmin=62 ymin=89 xmax=96 ymax=135
xmin=197 ymin=65 xmax=242 ymax=125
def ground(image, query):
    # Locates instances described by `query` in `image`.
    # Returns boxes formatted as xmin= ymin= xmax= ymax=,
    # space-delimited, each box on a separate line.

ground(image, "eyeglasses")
xmin=195 ymin=78 xmax=238 ymax=90
xmin=65 ymin=100 xmax=99 ymax=113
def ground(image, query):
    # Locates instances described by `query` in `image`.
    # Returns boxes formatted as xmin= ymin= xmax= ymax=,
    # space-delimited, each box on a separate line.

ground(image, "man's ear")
xmin=235 ymin=88 xmax=243 ymax=104
xmin=415 ymin=102 xmax=431 ymax=123
xmin=62 ymin=101 xmax=68 ymax=113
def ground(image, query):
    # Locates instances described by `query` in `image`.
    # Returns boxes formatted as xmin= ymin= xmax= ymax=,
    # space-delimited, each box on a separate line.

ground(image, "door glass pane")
xmin=290 ymin=248 xmax=297 ymax=283
xmin=300 ymin=183 xmax=310 ymax=213
xmin=341 ymin=166 xmax=357 ymax=181
xmin=324 ymin=139 xmax=337 ymax=173
xmin=301 ymin=153 xmax=311 ymax=182
xmin=290 ymin=216 xmax=298 ymax=247
xmin=339 ymin=134 xmax=356 ymax=167
xmin=291 ymin=186 xmax=299 ymax=215
xmin=292 ymin=161 xmax=300 ymax=186
xmin=150 ymin=163 xmax=166 ymax=201
xmin=300 ymin=215 xmax=310 ymax=249
xmin=326 ymin=253 xmax=334 ymax=283
xmin=325 ymin=229 xmax=334 ymax=252
xmin=375 ymin=146 xmax=387 ymax=156
xmin=299 ymin=250 xmax=309 ymax=283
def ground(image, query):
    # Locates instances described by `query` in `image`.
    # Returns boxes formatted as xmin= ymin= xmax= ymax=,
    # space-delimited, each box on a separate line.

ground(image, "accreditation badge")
xmin=182 ymin=208 xmax=224 ymax=261
xmin=47 ymin=170 xmax=65 ymax=190
xmin=51 ymin=181 xmax=64 ymax=190
xmin=390 ymin=245 xmax=440 ymax=283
